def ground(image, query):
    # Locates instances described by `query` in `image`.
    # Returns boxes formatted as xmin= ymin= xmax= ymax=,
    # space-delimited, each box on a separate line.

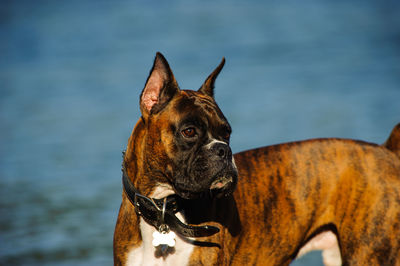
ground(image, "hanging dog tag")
xmin=152 ymin=230 xmax=176 ymax=247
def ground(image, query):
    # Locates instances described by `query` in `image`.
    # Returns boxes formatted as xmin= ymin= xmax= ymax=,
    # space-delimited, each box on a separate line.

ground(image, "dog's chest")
xmin=126 ymin=216 xmax=194 ymax=266
xmin=126 ymin=186 xmax=194 ymax=266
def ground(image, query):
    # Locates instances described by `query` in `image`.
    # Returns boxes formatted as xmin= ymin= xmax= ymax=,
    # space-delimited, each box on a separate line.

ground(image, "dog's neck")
xmin=122 ymin=148 xmax=221 ymax=240
xmin=124 ymin=118 xmax=166 ymax=196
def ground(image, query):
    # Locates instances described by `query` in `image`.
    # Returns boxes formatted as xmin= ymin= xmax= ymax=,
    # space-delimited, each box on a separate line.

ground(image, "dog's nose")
xmin=212 ymin=143 xmax=231 ymax=159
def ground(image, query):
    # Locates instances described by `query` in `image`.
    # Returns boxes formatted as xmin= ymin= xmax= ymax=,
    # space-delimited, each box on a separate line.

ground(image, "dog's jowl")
xmin=113 ymin=53 xmax=400 ymax=266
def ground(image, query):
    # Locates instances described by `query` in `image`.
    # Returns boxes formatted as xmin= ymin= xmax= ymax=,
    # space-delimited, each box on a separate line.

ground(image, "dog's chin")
xmin=175 ymin=189 xmax=204 ymax=200
xmin=175 ymin=175 xmax=237 ymax=200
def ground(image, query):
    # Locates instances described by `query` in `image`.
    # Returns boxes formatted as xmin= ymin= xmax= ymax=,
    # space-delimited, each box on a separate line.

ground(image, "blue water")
xmin=1 ymin=1 xmax=399 ymax=265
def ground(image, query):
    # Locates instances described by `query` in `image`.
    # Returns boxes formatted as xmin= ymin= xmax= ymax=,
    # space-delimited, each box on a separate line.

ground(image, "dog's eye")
xmin=181 ymin=127 xmax=197 ymax=138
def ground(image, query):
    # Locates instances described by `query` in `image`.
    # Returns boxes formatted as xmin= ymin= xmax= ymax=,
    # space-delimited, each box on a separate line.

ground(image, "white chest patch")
xmin=126 ymin=215 xmax=194 ymax=266
xmin=125 ymin=186 xmax=194 ymax=266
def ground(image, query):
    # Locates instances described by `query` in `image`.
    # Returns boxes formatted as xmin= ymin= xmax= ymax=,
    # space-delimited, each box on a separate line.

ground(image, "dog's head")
xmin=138 ymin=52 xmax=237 ymax=199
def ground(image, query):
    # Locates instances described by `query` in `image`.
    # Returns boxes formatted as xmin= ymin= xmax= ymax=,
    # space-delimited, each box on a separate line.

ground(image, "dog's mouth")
xmin=210 ymin=177 xmax=230 ymax=190
xmin=209 ymin=175 xmax=236 ymax=197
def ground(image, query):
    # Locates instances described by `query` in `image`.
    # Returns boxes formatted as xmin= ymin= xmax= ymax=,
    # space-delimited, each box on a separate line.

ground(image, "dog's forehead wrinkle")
xmin=175 ymin=90 xmax=229 ymax=128
xmin=180 ymin=90 xmax=216 ymax=108
xmin=191 ymin=98 xmax=228 ymax=130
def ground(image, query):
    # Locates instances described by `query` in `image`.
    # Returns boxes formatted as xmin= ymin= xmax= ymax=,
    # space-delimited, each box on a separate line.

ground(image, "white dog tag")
xmin=152 ymin=230 xmax=176 ymax=247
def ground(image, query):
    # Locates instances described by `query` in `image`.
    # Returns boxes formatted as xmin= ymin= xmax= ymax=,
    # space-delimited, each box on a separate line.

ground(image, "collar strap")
xmin=121 ymin=166 xmax=220 ymax=238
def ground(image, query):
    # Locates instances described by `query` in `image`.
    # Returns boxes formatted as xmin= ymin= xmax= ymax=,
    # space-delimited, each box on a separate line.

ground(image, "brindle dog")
xmin=114 ymin=52 xmax=400 ymax=265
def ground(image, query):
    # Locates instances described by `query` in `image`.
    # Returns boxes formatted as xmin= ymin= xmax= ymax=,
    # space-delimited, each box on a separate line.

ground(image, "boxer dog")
xmin=113 ymin=52 xmax=400 ymax=265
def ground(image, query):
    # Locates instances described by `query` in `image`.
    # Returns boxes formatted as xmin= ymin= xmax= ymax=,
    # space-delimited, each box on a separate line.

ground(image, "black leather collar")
xmin=121 ymin=164 xmax=220 ymax=238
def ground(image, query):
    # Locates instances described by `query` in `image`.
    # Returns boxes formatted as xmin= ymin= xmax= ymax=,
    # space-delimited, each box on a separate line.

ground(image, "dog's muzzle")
xmin=173 ymin=140 xmax=237 ymax=199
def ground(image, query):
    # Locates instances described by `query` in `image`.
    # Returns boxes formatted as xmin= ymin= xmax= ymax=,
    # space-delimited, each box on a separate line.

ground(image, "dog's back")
xmin=231 ymin=125 xmax=400 ymax=265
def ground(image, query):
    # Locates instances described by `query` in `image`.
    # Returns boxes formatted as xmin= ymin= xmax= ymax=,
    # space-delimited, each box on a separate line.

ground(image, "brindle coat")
xmin=114 ymin=53 xmax=400 ymax=265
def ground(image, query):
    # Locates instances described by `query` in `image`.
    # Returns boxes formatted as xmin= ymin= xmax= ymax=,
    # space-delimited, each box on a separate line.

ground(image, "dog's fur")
xmin=114 ymin=53 xmax=400 ymax=265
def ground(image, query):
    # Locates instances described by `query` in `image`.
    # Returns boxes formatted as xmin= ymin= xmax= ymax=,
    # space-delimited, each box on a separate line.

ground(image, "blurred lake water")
xmin=1 ymin=0 xmax=399 ymax=265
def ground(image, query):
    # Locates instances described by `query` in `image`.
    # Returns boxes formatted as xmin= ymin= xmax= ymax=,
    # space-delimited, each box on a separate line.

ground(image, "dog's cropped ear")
xmin=140 ymin=52 xmax=179 ymax=119
xmin=198 ymin=57 xmax=225 ymax=98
